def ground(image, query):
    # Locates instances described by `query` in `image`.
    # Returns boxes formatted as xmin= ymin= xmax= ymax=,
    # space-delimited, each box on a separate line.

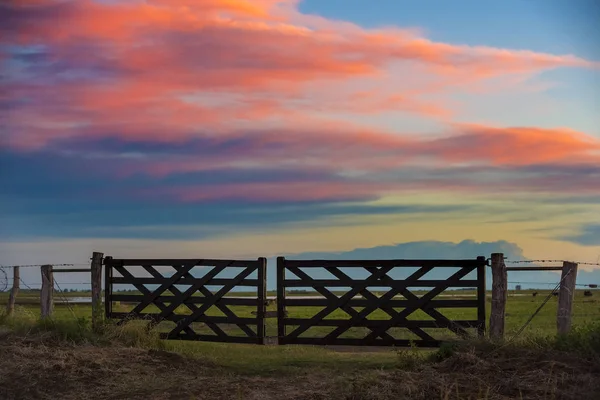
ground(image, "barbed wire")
xmin=19 ymin=277 xmax=36 ymax=291
xmin=507 ymin=281 xmax=598 ymax=288
xmin=0 ymin=263 xmax=92 ymax=268
xmin=507 ymin=267 xmax=573 ymax=342
xmin=0 ymin=267 xmax=7 ymax=292
xmin=53 ymin=279 xmax=79 ymax=320
xmin=504 ymin=259 xmax=600 ymax=266
xmin=5 ymin=281 xmax=91 ymax=285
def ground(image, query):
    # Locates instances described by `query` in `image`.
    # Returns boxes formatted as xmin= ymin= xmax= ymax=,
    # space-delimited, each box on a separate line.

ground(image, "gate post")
xmin=557 ymin=261 xmax=578 ymax=335
xmin=40 ymin=264 xmax=54 ymax=318
xmin=91 ymin=252 xmax=104 ymax=331
xmin=257 ymin=257 xmax=267 ymax=343
xmin=489 ymin=253 xmax=507 ymax=340
xmin=476 ymin=256 xmax=487 ymax=337
xmin=103 ymin=256 xmax=113 ymax=319
xmin=276 ymin=257 xmax=286 ymax=344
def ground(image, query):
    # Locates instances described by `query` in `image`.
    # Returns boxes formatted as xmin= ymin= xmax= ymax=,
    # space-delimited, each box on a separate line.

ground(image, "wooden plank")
xmin=278 ymin=337 xmax=442 ymax=347
xmin=6 ymin=266 xmax=19 ymax=316
xmin=142 ymin=265 xmax=256 ymax=338
xmin=114 ymin=259 xmax=259 ymax=267
xmin=257 ymin=257 xmax=267 ymax=342
xmin=111 ymin=277 xmax=260 ymax=286
xmin=284 ymin=298 xmax=480 ymax=308
xmin=361 ymin=265 xmax=477 ymax=341
xmin=109 ymin=312 xmax=258 ymax=325
xmin=557 ymin=261 xmax=578 ymax=335
xmin=40 ymin=265 xmax=53 ymax=318
xmin=91 ymin=252 xmax=104 ymax=331
xmin=282 ymin=279 xmax=479 ymax=287
xmin=167 ymin=266 xmax=257 ymax=337
xmin=159 ymin=332 xmax=262 ymax=344
xmin=115 ymin=266 xmax=203 ymax=336
xmin=148 ymin=265 xmax=229 ymax=338
xmin=110 ymin=294 xmax=260 ymax=306
xmin=506 ymin=266 xmax=563 ymax=271
xmin=328 ymin=266 xmax=427 ymax=342
xmin=284 ymin=259 xmax=484 ymax=268
xmin=287 ymin=265 xmax=398 ymax=341
xmin=114 ymin=266 xmax=210 ymax=337
xmin=277 ymin=257 xmax=286 ymax=341
xmin=124 ymin=260 xmax=210 ymax=316
xmin=476 ymin=260 xmax=486 ymax=337
xmin=52 ymin=268 xmax=92 ymax=273
xmin=490 ymin=253 xmax=507 ymax=340
xmin=284 ymin=265 xmax=401 ymax=340
xmin=149 ymin=263 xmax=245 ymax=335
xmin=283 ymin=319 xmax=481 ymax=328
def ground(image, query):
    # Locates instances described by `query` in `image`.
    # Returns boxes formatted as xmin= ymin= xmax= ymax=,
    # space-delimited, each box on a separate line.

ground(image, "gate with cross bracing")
xmin=276 ymin=257 xmax=487 ymax=347
xmin=103 ymin=255 xmax=487 ymax=347
xmin=104 ymin=257 xmax=267 ymax=344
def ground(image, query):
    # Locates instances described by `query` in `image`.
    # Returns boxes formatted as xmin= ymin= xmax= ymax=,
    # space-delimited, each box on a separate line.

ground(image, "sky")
xmin=1 ymin=0 xmax=600 ymax=287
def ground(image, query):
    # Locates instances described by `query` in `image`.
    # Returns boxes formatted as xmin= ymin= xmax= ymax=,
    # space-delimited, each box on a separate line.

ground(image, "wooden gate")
xmin=277 ymin=257 xmax=486 ymax=347
xmin=104 ymin=257 xmax=267 ymax=344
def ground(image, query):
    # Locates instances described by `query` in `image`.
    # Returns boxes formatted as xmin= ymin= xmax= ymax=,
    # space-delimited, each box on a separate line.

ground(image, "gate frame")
xmin=104 ymin=257 xmax=267 ymax=344
xmin=277 ymin=257 xmax=487 ymax=347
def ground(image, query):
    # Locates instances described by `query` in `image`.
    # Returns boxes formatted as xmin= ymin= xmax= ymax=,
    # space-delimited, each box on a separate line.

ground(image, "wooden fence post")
xmin=40 ymin=264 xmax=54 ymax=318
xmin=91 ymin=252 xmax=104 ymax=331
xmin=557 ymin=261 xmax=578 ymax=335
xmin=490 ymin=253 xmax=507 ymax=340
xmin=6 ymin=266 xmax=20 ymax=316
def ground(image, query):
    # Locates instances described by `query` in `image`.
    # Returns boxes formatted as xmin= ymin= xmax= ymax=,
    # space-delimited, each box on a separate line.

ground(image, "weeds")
xmin=0 ymin=308 xmax=165 ymax=350
xmin=2 ymin=308 xmax=600 ymax=399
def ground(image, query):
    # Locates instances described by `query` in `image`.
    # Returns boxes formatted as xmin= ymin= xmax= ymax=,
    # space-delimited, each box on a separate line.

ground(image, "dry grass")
xmin=1 ymin=306 xmax=600 ymax=399
xmin=1 ymin=327 xmax=599 ymax=400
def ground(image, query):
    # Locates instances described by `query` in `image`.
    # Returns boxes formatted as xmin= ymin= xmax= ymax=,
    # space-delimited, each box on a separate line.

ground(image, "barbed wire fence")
xmin=0 ymin=263 xmax=94 ymax=323
xmin=1 ymin=257 xmax=599 ymax=338
xmin=499 ymin=259 xmax=600 ymax=339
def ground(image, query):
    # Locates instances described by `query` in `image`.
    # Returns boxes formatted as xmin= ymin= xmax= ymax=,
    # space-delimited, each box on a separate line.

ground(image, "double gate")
xmin=104 ymin=256 xmax=486 ymax=347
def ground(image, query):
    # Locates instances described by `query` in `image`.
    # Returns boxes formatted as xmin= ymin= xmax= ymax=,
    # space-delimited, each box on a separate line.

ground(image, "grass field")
xmin=1 ymin=289 xmax=599 ymax=399
xmin=1 ymin=289 xmax=598 ymax=339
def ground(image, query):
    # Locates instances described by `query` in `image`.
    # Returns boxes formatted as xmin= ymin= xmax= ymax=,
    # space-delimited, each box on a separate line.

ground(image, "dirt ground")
xmin=1 ymin=335 xmax=599 ymax=400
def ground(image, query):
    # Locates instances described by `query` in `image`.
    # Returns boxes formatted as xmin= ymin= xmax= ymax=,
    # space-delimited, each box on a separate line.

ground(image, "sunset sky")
xmin=1 ymin=0 xmax=599 ymax=282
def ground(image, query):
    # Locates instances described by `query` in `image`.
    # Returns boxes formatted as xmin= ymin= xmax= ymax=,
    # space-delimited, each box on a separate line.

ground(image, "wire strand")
xmin=509 ymin=268 xmax=573 ymax=340
xmin=504 ymin=259 xmax=600 ymax=267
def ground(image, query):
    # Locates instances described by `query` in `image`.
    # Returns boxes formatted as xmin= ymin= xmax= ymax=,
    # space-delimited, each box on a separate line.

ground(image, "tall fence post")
xmin=6 ymin=266 xmax=20 ymax=316
xmin=276 ymin=257 xmax=286 ymax=344
xmin=557 ymin=261 xmax=578 ymax=335
xmin=490 ymin=253 xmax=507 ymax=340
xmin=91 ymin=252 xmax=104 ymax=331
xmin=40 ymin=264 xmax=54 ymax=318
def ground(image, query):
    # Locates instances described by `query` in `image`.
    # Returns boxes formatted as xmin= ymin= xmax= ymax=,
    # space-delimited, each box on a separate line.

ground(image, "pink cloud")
xmin=2 ymin=0 xmax=599 ymax=206
xmin=3 ymin=0 xmax=599 ymax=152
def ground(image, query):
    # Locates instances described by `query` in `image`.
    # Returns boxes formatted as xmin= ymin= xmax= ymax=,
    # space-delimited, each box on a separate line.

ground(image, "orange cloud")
xmin=96 ymin=123 xmax=600 ymax=183
xmin=2 ymin=0 xmax=598 ymax=155
xmin=431 ymin=125 xmax=600 ymax=166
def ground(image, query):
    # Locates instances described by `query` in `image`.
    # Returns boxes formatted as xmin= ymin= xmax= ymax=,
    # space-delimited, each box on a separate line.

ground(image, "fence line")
xmin=1 ymin=252 xmax=599 ymax=345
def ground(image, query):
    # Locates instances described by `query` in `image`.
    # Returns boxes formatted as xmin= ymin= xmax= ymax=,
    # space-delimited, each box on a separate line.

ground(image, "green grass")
xmin=2 ymin=289 xmax=598 ymax=339
xmin=1 ymin=288 xmax=598 ymax=372
xmin=2 ymin=295 xmax=600 ymax=400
